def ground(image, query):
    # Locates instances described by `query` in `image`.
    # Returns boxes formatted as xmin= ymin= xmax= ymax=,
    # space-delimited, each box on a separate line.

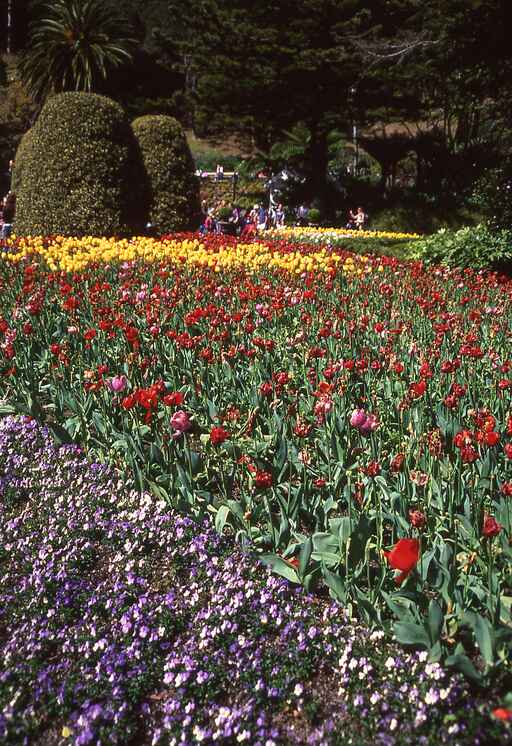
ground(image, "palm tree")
xmin=19 ymin=0 xmax=135 ymax=104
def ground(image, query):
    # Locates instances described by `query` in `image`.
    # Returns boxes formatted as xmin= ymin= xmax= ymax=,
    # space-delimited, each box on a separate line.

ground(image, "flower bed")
xmin=266 ymin=227 xmax=422 ymax=242
xmin=264 ymin=227 xmax=422 ymax=261
xmin=1 ymin=234 xmax=512 ymax=687
xmin=0 ymin=415 xmax=510 ymax=745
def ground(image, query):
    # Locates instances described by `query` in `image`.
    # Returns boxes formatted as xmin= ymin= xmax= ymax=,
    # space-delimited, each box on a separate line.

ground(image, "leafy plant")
xmin=408 ymin=224 xmax=512 ymax=270
xmin=18 ymin=0 xmax=135 ymax=104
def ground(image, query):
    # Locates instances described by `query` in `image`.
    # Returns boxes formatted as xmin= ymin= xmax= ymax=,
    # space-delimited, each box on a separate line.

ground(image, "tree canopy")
xmin=18 ymin=0 xmax=136 ymax=103
xmin=3 ymin=0 xmax=512 ymax=207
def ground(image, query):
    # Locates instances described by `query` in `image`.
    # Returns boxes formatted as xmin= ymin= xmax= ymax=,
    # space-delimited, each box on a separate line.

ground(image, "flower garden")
xmin=1 ymin=232 xmax=512 ymax=744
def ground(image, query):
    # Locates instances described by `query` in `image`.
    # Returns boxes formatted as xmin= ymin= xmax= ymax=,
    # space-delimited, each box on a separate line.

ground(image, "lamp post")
xmin=349 ymin=86 xmax=359 ymax=176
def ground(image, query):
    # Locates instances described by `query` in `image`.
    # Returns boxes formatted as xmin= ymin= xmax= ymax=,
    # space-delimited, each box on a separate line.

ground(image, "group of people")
xmin=199 ymin=201 xmax=286 ymax=237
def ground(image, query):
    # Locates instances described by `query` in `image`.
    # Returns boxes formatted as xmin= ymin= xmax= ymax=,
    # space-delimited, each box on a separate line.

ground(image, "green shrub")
xmin=14 ymin=92 xmax=148 ymax=237
xmin=369 ymin=204 xmax=480 ymax=235
xmin=216 ymin=206 xmax=232 ymax=221
xmin=307 ymin=208 xmax=321 ymax=224
xmin=132 ymin=115 xmax=200 ymax=233
xmin=471 ymin=164 xmax=512 ymax=230
xmin=406 ymin=224 xmax=512 ymax=270
xmin=11 ymin=128 xmax=33 ymax=194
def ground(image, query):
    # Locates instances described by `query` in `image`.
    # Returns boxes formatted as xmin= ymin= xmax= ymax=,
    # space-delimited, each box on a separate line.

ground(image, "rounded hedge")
xmin=11 ymin=128 xmax=34 ymax=194
xmin=14 ymin=92 xmax=148 ymax=237
xmin=132 ymin=115 xmax=200 ymax=233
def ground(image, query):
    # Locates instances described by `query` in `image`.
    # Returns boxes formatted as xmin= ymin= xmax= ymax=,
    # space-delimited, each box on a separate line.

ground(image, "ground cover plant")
xmin=0 ymin=414 xmax=510 ymax=745
xmin=1 ymin=233 xmax=512 ymax=693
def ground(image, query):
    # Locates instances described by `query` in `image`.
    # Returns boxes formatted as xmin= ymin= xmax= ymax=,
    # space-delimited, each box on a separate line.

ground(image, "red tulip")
xmin=384 ymin=538 xmax=420 ymax=585
xmin=482 ymin=513 xmax=502 ymax=539
xmin=163 ymin=391 xmax=185 ymax=407
xmin=210 ymin=426 xmax=229 ymax=446
xmin=409 ymin=510 xmax=426 ymax=529
xmin=409 ymin=380 xmax=426 ymax=399
xmin=254 ymin=470 xmax=273 ymax=489
xmin=492 ymin=708 xmax=512 ymax=721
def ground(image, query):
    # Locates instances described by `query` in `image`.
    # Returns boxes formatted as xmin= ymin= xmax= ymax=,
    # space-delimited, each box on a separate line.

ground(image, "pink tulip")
xmin=170 ymin=410 xmax=192 ymax=437
xmin=350 ymin=409 xmax=367 ymax=428
xmin=359 ymin=413 xmax=379 ymax=435
xmin=110 ymin=375 xmax=127 ymax=393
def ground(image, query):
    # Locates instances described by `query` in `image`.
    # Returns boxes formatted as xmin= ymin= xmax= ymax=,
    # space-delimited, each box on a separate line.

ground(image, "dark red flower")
xmin=259 ymin=382 xmax=273 ymax=398
xmin=210 ymin=426 xmax=229 ymax=446
xmin=254 ymin=470 xmax=273 ymax=489
xmin=121 ymin=393 xmax=137 ymax=410
xmin=390 ymin=453 xmax=405 ymax=473
xmin=384 ymin=538 xmax=420 ymax=585
xmin=294 ymin=421 xmax=312 ymax=437
xmin=409 ymin=510 xmax=427 ymax=529
xmin=364 ymin=461 xmax=381 ymax=478
xmin=454 ymin=430 xmax=473 ymax=449
xmin=503 ymin=444 xmax=512 ymax=460
xmin=409 ymin=380 xmax=427 ymax=399
xmin=460 ymin=445 xmax=478 ymax=463
xmin=163 ymin=391 xmax=185 ymax=407
xmin=482 ymin=513 xmax=502 ymax=539
xmin=484 ymin=430 xmax=500 ymax=447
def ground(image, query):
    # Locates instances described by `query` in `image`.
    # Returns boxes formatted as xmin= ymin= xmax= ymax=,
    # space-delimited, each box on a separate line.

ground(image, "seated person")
xmin=241 ymin=213 xmax=257 ymax=239
xmin=347 ymin=206 xmax=367 ymax=230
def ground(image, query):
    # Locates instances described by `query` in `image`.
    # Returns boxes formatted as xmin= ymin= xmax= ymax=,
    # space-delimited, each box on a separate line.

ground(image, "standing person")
xmin=230 ymin=204 xmax=243 ymax=235
xmin=297 ymin=203 xmax=309 ymax=225
xmin=241 ymin=210 xmax=257 ymax=239
xmin=1 ymin=192 xmax=15 ymax=240
xmin=215 ymin=164 xmax=224 ymax=181
xmin=257 ymin=204 xmax=267 ymax=231
xmin=267 ymin=203 xmax=277 ymax=229
xmin=275 ymin=203 xmax=285 ymax=227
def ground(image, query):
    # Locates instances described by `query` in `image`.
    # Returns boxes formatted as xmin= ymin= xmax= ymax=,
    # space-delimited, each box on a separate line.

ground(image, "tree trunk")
xmin=307 ymin=123 xmax=329 ymax=210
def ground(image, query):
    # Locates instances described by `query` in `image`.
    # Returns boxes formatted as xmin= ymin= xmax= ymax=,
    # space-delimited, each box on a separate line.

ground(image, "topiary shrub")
xmin=11 ymin=128 xmax=33 ymax=194
xmin=14 ymin=91 xmax=148 ymax=237
xmin=132 ymin=115 xmax=200 ymax=233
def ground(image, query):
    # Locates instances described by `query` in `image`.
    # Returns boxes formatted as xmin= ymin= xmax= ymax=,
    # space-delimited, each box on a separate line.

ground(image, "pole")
xmin=352 ymin=124 xmax=357 ymax=175
xmin=7 ymin=0 xmax=13 ymax=54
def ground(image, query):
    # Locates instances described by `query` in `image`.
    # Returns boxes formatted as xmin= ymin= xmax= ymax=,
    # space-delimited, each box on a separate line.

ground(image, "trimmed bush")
xmin=11 ymin=128 xmax=33 ymax=194
xmin=132 ymin=115 xmax=200 ymax=233
xmin=14 ymin=92 xmax=148 ymax=237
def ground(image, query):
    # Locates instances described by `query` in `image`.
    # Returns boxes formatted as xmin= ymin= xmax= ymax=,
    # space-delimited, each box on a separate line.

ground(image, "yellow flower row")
xmin=1 ymin=235 xmax=375 ymax=276
xmin=266 ymin=227 xmax=422 ymax=241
